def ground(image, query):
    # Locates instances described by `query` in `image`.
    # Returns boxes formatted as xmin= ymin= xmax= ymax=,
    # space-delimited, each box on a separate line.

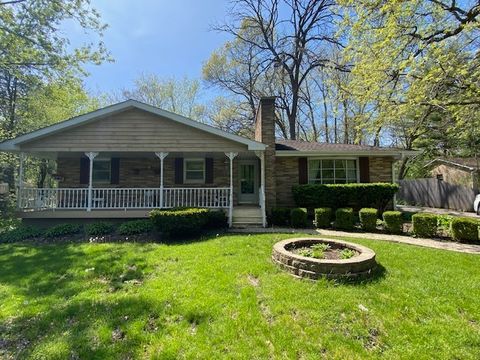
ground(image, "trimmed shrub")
xmin=150 ymin=207 xmax=210 ymax=238
xmin=118 ymin=219 xmax=153 ymax=235
xmin=335 ymin=208 xmax=355 ymax=230
xmin=270 ymin=208 xmax=290 ymax=226
xmin=359 ymin=208 xmax=378 ymax=232
xmin=44 ymin=223 xmax=82 ymax=238
xmin=412 ymin=213 xmax=438 ymax=238
xmin=450 ymin=217 xmax=480 ymax=243
xmin=290 ymin=208 xmax=308 ymax=228
xmin=383 ymin=211 xmax=403 ymax=234
xmin=85 ymin=222 xmax=115 ymax=236
xmin=292 ymin=183 xmax=399 ymax=212
xmin=0 ymin=225 xmax=43 ymax=243
xmin=205 ymin=210 xmax=228 ymax=230
xmin=314 ymin=207 xmax=332 ymax=228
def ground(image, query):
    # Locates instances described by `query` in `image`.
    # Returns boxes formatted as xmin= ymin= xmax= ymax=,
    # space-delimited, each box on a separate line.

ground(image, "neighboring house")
xmin=426 ymin=158 xmax=480 ymax=190
xmin=0 ymin=97 xmax=410 ymax=227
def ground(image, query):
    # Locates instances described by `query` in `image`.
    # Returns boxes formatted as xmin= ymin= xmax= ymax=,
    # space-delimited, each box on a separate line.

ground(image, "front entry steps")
xmin=232 ymin=206 xmax=263 ymax=227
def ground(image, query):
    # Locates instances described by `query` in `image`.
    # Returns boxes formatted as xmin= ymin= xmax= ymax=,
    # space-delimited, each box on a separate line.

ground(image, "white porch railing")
xmin=18 ymin=187 xmax=230 ymax=210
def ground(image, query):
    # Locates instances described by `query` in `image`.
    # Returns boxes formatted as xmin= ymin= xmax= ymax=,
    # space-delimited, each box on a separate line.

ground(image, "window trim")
xmin=307 ymin=157 xmax=360 ymax=184
xmin=183 ymin=158 xmax=206 ymax=184
xmin=92 ymin=158 xmax=111 ymax=184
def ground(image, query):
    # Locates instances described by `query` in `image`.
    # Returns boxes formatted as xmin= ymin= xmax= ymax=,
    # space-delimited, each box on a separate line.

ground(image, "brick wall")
xmin=57 ymin=157 xmax=229 ymax=188
xmin=275 ymin=157 xmax=298 ymax=207
xmin=274 ymin=156 xmax=396 ymax=208
xmin=255 ymin=97 xmax=277 ymax=210
xmin=369 ymin=156 xmax=394 ymax=183
xmin=430 ymin=164 xmax=474 ymax=188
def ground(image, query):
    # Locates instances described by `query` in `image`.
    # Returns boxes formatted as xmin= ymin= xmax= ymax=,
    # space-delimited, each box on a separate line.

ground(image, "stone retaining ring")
xmin=272 ymin=237 xmax=377 ymax=280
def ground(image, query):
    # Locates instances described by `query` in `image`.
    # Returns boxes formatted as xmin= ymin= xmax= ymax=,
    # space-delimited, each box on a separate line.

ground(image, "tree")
xmin=0 ymin=0 xmax=109 ymax=192
xmin=116 ymin=74 xmax=206 ymax=121
xmin=216 ymin=0 xmax=344 ymax=139
xmin=339 ymin=0 xmax=480 ymax=177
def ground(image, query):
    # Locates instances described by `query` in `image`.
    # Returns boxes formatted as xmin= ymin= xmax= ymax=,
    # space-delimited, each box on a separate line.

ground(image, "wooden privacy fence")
xmin=397 ymin=179 xmax=476 ymax=211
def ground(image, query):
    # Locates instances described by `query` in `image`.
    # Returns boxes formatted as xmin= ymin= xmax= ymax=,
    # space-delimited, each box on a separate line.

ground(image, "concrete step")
xmin=231 ymin=222 xmax=264 ymax=228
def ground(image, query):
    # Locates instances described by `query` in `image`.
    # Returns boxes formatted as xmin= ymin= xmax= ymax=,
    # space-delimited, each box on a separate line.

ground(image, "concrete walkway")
xmin=396 ymin=205 xmax=478 ymax=218
xmin=229 ymin=227 xmax=480 ymax=254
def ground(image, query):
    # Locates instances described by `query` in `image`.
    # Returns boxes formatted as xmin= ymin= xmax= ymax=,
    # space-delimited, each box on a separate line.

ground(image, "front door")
xmin=238 ymin=160 xmax=259 ymax=204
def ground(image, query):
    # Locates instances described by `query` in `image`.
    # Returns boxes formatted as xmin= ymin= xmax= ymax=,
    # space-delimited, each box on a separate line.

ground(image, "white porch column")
xmin=17 ymin=152 xmax=25 ymax=209
xmin=255 ymin=150 xmax=267 ymax=227
xmin=155 ymin=152 xmax=169 ymax=208
xmin=85 ymin=152 xmax=98 ymax=211
xmin=225 ymin=152 xmax=238 ymax=227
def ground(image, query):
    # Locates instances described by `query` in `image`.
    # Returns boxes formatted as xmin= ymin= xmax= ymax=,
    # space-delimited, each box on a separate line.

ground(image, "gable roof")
xmin=424 ymin=157 xmax=480 ymax=171
xmin=0 ymin=99 xmax=267 ymax=151
xmin=275 ymin=139 xmax=415 ymax=157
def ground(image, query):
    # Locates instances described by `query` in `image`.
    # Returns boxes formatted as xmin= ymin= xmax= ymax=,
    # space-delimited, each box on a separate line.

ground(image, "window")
xmin=308 ymin=159 xmax=357 ymax=184
xmin=184 ymin=159 xmax=205 ymax=183
xmin=93 ymin=159 xmax=111 ymax=183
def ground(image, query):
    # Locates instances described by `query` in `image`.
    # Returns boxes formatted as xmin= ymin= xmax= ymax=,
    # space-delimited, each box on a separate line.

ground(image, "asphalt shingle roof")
xmin=275 ymin=139 xmax=401 ymax=153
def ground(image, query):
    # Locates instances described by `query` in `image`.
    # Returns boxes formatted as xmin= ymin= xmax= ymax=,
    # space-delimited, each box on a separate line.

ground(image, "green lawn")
xmin=0 ymin=234 xmax=479 ymax=359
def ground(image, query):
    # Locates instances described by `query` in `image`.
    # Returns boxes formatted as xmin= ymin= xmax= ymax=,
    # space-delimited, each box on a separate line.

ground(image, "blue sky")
xmin=72 ymin=0 xmax=231 ymax=96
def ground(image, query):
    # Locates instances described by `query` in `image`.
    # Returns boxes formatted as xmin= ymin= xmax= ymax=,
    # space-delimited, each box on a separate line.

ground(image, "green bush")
xmin=292 ymin=183 xmax=399 ymax=212
xmin=270 ymin=208 xmax=290 ymax=226
xmin=290 ymin=208 xmax=308 ymax=228
xmin=412 ymin=213 xmax=438 ymax=238
xmin=205 ymin=210 xmax=228 ymax=230
xmin=0 ymin=225 xmax=43 ymax=243
xmin=85 ymin=222 xmax=115 ymax=236
xmin=450 ymin=217 xmax=480 ymax=243
xmin=44 ymin=223 xmax=82 ymax=238
xmin=359 ymin=208 xmax=378 ymax=231
xmin=437 ymin=215 xmax=453 ymax=236
xmin=150 ymin=207 xmax=210 ymax=238
xmin=118 ymin=219 xmax=153 ymax=235
xmin=314 ymin=207 xmax=332 ymax=228
xmin=383 ymin=211 xmax=403 ymax=234
xmin=335 ymin=208 xmax=355 ymax=230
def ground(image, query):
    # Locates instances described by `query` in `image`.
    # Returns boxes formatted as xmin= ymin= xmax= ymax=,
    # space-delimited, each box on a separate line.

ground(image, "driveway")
xmin=396 ymin=205 xmax=478 ymax=218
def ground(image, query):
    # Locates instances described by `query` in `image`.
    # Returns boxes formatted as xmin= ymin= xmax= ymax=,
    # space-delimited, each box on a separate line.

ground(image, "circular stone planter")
xmin=272 ymin=237 xmax=377 ymax=280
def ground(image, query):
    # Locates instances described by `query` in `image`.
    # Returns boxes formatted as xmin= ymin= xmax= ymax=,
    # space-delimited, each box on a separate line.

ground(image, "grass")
xmin=0 ymin=233 xmax=479 ymax=359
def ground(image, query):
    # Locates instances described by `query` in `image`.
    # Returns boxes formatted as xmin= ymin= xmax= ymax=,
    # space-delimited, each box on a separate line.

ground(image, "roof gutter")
xmin=275 ymin=150 xmax=419 ymax=157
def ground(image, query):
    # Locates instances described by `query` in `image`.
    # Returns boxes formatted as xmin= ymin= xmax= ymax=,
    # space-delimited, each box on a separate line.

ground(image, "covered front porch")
xmin=16 ymin=150 xmax=266 ymax=227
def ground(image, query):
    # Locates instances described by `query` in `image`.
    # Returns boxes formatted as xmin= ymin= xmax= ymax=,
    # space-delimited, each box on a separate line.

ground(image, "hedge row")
xmin=0 ymin=208 xmax=228 ymax=243
xmin=292 ymin=183 xmax=399 ymax=212
xmin=149 ymin=208 xmax=227 ymax=238
xmin=411 ymin=213 xmax=480 ymax=243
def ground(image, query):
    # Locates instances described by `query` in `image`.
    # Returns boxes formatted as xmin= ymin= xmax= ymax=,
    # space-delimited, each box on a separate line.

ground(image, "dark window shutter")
xmin=359 ymin=157 xmax=370 ymax=183
xmin=175 ymin=158 xmax=184 ymax=184
xmin=111 ymin=158 xmax=120 ymax=184
xmin=298 ymin=157 xmax=308 ymax=184
xmin=80 ymin=156 xmax=89 ymax=184
xmin=205 ymin=158 xmax=214 ymax=184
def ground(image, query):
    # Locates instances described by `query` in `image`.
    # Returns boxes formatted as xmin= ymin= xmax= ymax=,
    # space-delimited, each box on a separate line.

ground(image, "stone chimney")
xmin=255 ymin=96 xmax=276 ymax=210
